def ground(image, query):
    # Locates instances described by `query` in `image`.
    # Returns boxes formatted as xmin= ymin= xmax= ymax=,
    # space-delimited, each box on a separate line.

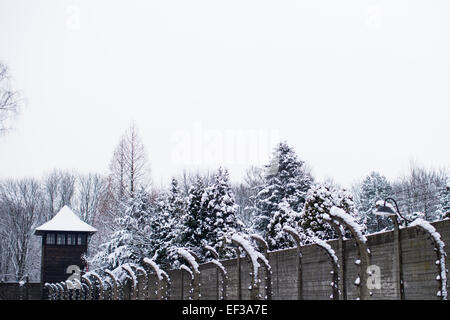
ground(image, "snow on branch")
xmin=410 ymin=218 xmax=447 ymax=299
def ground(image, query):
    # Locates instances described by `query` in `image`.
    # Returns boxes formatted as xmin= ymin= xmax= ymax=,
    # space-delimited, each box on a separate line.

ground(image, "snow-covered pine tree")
xmin=254 ymin=141 xmax=313 ymax=236
xmin=437 ymin=177 xmax=450 ymax=220
xmin=90 ymin=188 xmax=151 ymax=270
xmin=204 ymin=167 xmax=244 ymax=258
xmin=300 ymin=182 xmax=363 ymax=242
xmin=164 ymin=177 xmax=186 ymax=244
xmin=266 ymin=199 xmax=299 ymax=250
xmin=179 ymin=177 xmax=208 ymax=258
xmin=145 ymin=191 xmax=180 ymax=268
xmin=354 ymin=172 xmax=394 ymax=233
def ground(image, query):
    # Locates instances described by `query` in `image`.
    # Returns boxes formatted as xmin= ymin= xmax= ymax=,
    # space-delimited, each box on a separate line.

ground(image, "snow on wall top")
xmin=34 ymin=205 xmax=97 ymax=234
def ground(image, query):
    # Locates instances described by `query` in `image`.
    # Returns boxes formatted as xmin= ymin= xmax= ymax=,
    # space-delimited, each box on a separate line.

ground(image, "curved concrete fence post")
xmin=235 ymin=247 xmax=242 ymax=300
xmin=133 ymin=265 xmax=148 ymax=300
xmin=161 ymin=271 xmax=171 ymax=300
xmin=44 ymin=283 xmax=53 ymax=300
xmin=81 ymin=282 xmax=89 ymax=300
xmin=231 ymin=234 xmax=271 ymax=300
xmin=389 ymin=215 xmax=405 ymax=299
xmin=51 ymin=283 xmax=59 ymax=300
xmin=177 ymin=249 xmax=201 ymax=300
xmin=90 ymin=272 xmax=104 ymax=300
xmin=48 ymin=283 xmax=57 ymax=300
xmin=410 ymin=218 xmax=448 ymax=300
xmin=250 ymin=234 xmax=272 ymax=300
xmin=55 ymin=283 xmax=64 ymax=300
xmin=73 ymin=278 xmax=83 ymax=300
xmin=311 ymin=238 xmax=340 ymax=300
xmin=179 ymin=264 xmax=194 ymax=299
xmin=205 ymin=245 xmax=228 ymax=300
xmin=326 ymin=207 xmax=371 ymax=300
xmin=82 ymin=274 xmax=93 ymax=300
xmin=283 ymin=226 xmax=304 ymax=300
xmin=105 ymin=269 xmax=119 ymax=300
xmin=329 ymin=220 xmax=346 ymax=300
xmin=65 ymin=280 xmax=75 ymax=300
xmin=122 ymin=264 xmax=138 ymax=300
xmin=60 ymin=281 xmax=68 ymax=300
xmin=143 ymin=258 xmax=171 ymax=300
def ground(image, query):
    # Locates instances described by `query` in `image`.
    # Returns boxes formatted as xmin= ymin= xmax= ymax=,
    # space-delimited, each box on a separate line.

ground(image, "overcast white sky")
xmin=0 ymin=0 xmax=449 ymax=188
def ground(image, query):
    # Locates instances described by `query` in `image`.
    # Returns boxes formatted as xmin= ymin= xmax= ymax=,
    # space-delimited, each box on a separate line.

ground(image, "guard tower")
xmin=34 ymin=206 xmax=97 ymax=294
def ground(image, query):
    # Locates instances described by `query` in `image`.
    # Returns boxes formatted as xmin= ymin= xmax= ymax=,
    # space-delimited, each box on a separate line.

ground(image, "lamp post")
xmin=374 ymin=198 xmax=411 ymax=227
xmin=373 ymin=198 xmax=408 ymax=299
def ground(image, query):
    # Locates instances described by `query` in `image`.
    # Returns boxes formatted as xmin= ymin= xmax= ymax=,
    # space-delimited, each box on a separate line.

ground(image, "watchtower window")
xmin=57 ymin=234 xmax=65 ymax=245
xmin=67 ymin=234 xmax=76 ymax=245
xmin=77 ymin=234 xmax=86 ymax=245
xmin=46 ymin=233 xmax=56 ymax=245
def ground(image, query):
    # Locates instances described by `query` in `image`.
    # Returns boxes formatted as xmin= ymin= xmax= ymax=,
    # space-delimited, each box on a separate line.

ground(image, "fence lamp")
xmin=373 ymin=197 xmax=411 ymax=227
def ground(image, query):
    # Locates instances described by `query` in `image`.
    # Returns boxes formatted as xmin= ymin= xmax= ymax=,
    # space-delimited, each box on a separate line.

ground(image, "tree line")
xmin=0 ymin=124 xmax=449 ymax=281
xmin=1 ymin=62 xmax=449 ymax=280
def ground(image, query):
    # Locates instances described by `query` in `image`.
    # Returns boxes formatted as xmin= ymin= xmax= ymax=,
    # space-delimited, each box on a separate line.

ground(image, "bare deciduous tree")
xmin=109 ymin=123 xmax=151 ymax=200
xmin=41 ymin=170 xmax=76 ymax=222
xmin=393 ymin=163 xmax=448 ymax=221
xmin=76 ymin=173 xmax=107 ymax=226
xmin=0 ymin=178 xmax=42 ymax=280
xmin=0 ymin=63 xmax=20 ymax=134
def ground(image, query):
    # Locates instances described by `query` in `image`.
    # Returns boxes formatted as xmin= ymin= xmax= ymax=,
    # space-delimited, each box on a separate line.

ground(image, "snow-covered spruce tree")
xmin=167 ymin=178 xmax=186 ymax=220
xmin=354 ymin=172 xmax=394 ymax=233
xmin=254 ymin=141 xmax=313 ymax=236
xmin=90 ymin=188 xmax=151 ymax=270
xmin=203 ymin=167 xmax=244 ymax=258
xmin=179 ymin=177 xmax=208 ymax=259
xmin=161 ymin=177 xmax=186 ymax=245
xmin=437 ymin=178 xmax=450 ymax=220
xmin=144 ymin=191 xmax=181 ymax=268
xmin=266 ymin=199 xmax=299 ymax=250
xmin=300 ymin=182 xmax=363 ymax=242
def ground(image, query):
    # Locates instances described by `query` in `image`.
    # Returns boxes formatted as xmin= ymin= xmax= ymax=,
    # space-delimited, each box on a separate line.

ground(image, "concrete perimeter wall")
xmin=167 ymin=219 xmax=450 ymax=300
xmin=2 ymin=219 xmax=449 ymax=300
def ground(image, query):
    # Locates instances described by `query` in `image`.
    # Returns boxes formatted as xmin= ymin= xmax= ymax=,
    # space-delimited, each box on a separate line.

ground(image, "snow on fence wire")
xmin=40 ymin=215 xmax=449 ymax=301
